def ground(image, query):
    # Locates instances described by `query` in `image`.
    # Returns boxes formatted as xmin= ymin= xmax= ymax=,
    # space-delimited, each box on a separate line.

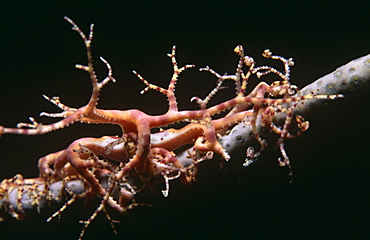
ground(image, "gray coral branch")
xmin=219 ymin=53 xmax=370 ymax=158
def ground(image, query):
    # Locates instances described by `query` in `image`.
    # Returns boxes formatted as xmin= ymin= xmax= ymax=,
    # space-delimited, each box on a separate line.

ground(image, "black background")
xmin=0 ymin=1 xmax=369 ymax=240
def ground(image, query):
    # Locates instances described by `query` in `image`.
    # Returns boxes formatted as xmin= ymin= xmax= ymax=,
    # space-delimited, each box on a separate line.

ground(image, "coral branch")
xmin=220 ymin=52 xmax=370 ymax=166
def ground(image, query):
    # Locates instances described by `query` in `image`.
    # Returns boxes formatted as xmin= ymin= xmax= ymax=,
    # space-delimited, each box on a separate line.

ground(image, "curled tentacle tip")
xmin=161 ymin=190 xmax=169 ymax=198
xmin=199 ymin=66 xmax=210 ymax=72
xmin=263 ymin=49 xmax=272 ymax=57
xmin=234 ymin=45 xmax=244 ymax=54
xmin=244 ymin=56 xmax=255 ymax=66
